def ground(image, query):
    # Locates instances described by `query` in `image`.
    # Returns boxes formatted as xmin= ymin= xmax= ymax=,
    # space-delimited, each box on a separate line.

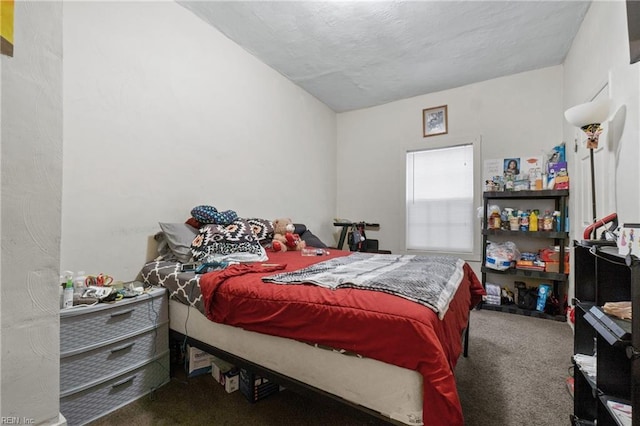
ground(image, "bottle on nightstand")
xmin=63 ymin=274 xmax=74 ymax=309
xmin=74 ymin=271 xmax=86 ymax=297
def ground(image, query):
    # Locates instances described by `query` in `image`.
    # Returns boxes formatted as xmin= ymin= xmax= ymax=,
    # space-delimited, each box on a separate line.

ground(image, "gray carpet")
xmin=456 ymin=309 xmax=573 ymax=426
xmin=88 ymin=309 xmax=573 ymax=426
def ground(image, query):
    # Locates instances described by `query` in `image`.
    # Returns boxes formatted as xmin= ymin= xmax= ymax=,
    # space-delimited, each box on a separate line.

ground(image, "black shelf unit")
xmin=572 ymin=243 xmax=639 ymax=426
xmin=480 ymin=190 xmax=570 ymax=321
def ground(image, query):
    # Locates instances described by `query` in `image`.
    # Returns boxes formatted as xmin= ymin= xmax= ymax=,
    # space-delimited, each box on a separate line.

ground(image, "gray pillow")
xmin=158 ymin=222 xmax=199 ymax=263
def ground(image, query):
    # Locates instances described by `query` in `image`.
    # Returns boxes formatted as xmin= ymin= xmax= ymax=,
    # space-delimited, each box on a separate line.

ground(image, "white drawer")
xmin=60 ymin=322 xmax=169 ymax=394
xmin=60 ymin=352 xmax=170 ymax=426
xmin=60 ymin=288 xmax=168 ymax=355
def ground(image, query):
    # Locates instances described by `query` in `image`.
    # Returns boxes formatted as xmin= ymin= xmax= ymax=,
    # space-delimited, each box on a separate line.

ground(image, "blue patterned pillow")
xmin=191 ymin=205 xmax=238 ymax=225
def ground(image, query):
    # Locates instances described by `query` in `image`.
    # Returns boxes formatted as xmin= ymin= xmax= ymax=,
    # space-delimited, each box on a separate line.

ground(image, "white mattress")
xmin=169 ymin=299 xmax=424 ymax=425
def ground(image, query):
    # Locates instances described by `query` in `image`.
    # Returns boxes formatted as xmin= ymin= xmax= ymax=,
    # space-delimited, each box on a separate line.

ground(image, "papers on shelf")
xmin=573 ymin=354 xmax=597 ymax=380
xmin=607 ymin=400 xmax=631 ymax=426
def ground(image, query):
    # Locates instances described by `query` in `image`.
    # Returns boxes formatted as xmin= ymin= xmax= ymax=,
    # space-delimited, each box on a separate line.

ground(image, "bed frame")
xmin=174 ymin=331 xmax=397 ymax=422
xmin=144 ymin=236 xmax=473 ymax=425
xmin=173 ymin=330 xmax=412 ymax=424
xmin=165 ymin=298 xmax=430 ymax=425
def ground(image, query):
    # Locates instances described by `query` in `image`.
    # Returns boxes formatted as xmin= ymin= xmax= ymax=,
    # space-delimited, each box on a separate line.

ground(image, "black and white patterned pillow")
xmin=191 ymin=218 xmax=265 ymax=261
xmin=246 ymin=218 xmax=274 ymax=243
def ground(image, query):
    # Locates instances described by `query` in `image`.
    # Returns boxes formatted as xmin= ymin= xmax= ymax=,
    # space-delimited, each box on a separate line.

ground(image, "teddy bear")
xmin=271 ymin=218 xmax=306 ymax=252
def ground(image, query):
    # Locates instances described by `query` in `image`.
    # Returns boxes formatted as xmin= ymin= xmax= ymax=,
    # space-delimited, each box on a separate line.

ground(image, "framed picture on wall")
xmin=422 ymin=105 xmax=448 ymax=137
xmin=0 ymin=0 xmax=15 ymax=57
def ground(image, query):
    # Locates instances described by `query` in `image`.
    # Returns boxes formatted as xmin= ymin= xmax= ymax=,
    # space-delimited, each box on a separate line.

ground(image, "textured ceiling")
xmin=178 ymin=1 xmax=591 ymax=112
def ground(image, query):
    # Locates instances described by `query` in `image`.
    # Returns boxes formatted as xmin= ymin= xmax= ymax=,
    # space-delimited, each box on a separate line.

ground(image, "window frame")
xmin=404 ymin=136 xmax=482 ymax=263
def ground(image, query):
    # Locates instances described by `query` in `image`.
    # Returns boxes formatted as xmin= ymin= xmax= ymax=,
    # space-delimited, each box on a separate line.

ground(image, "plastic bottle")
xmin=503 ymin=208 xmax=514 ymax=230
xmin=535 ymin=170 xmax=543 ymax=190
xmin=537 ymin=211 xmax=544 ymax=231
xmin=519 ymin=211 xmax=529 ymax=231
xmin=509 ymin=211 xmax=520 ymax=231
xmin=505 ymin=174 xmax=514 ymax=191
xmin=59 ymin=275 xmax=65 ymax=309
xmin=543 ymin=210 xmax=553 ymax=231
xmin=529 ymin=210 xmax=538 ymax=232
xmin=489 ymin=209 xmax=501 ymax=230
xmin=73 ymin=271 xmax=86 ymax=297
xmin=302 ymin=248 xmax=330 ymax=256
xmin=554 ymin=211 xmax=562 ymax=232
xmin=63 ymin=273 xmax=74 ymax=308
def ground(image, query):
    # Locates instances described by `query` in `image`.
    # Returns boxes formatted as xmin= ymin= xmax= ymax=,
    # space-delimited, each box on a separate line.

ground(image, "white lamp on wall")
xmin=564 ymin=99 xmax=610 ymax=238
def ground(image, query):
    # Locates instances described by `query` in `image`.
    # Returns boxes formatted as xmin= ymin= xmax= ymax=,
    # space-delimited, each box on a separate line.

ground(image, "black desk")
xmin=333 ymin=222 xmax=380 ymax=251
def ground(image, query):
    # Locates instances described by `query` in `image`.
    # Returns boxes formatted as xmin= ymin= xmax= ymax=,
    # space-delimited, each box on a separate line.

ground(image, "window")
xmin=406 ymin=144 xmax=474 ymax=253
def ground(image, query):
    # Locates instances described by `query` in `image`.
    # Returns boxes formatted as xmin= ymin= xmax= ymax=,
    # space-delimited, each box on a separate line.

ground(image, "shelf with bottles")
xmin=485 ymin=204 xmax=568 ymax=234
xmin=482 ymin=190 xmax=569 ymax=229
xmin=481 ymin=189 xmax=570 ymax=322
xmin=483 ymin=189 xmax=569 ymax=276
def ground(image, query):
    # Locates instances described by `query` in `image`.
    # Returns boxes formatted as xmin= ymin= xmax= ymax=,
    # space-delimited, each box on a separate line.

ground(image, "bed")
xmin=140 ymin=218 xmax=484 ymax=425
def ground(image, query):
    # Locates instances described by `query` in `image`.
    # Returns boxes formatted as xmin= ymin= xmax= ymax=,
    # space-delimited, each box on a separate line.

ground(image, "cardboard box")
xmin=239 ymin=368 xmax=280 ymax=403
xmin=548 ymin=161 xmax=568 ymax=176
xmin=211 ymin=357 xmax=239 ymax=393
xmin=515 ymin=259 xmax=545 ymax=271
xmin=223 ymin=370 xmax=239 ymax=393
xmin=211 ymin=356 xmax=234 ymax=379
xmin=186 ymin=346 xmax=215 ymax=377
xmin=545 ymin=261 xmax=570 ymax=274
xmin=554 ymin=175 xmax=570 ymax=189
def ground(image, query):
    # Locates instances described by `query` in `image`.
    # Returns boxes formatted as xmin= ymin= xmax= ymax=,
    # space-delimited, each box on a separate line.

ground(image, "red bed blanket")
xmin=199 ymin=250 xmax=484 ymax=426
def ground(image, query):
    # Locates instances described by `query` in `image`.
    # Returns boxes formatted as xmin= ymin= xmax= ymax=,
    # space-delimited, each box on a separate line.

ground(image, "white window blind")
xmin=406 ymin=144 xmax=474 ymax=252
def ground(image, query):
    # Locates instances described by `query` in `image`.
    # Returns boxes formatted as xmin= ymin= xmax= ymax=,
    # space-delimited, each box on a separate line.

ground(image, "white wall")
xmin=336 ymin=66 xmax=564 ymax=272
xmin=1 ymin=1 xmax=63 ymax=424
xmin=563 ymin=0 xmax=640 ymax=230
xmin=62 ymin=1 xmax=337 ymax=281
xmin=562 ymin=1 xmax=639 ymax=301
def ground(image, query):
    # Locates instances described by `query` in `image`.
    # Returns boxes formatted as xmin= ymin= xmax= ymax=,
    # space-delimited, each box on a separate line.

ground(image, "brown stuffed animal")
xmin=271 ymin=218 xmax=306 ymax=252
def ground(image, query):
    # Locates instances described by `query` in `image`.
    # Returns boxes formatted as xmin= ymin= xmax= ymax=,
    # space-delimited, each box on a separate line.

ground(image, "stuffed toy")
xmin=271 ymin=218 xmax=306 ymax=252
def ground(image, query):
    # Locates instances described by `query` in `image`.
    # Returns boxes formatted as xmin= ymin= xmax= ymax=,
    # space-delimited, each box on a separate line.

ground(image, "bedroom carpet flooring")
xmin=87 ymin=309 xmax=574 ymax=426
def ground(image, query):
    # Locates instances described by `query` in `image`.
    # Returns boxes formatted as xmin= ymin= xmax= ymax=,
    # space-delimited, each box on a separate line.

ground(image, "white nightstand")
xmin=59 ymin=287 xmax=169 ymax=425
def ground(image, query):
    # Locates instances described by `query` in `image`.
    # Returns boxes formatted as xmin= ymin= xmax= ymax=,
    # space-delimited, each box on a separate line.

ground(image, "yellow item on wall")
xmin=1 ymin=0 xmax=15 ymax=57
